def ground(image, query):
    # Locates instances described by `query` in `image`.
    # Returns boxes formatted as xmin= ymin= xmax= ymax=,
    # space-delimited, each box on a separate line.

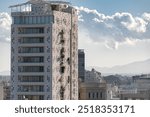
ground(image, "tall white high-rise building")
xmin=10 ymin=0 xmax=78 ymax=100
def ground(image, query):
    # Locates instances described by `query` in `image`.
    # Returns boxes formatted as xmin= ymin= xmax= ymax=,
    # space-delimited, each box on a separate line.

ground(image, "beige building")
xmin=79 ymin=69 xmax=107 ymax=100
xmin=10 ymin=0 xmax=78 ymax=100
xmin=0 ymin=81 xmax=10 ymax=100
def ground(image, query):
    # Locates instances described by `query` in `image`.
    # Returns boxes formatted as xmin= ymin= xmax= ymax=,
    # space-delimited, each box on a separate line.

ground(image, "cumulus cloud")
xmin=120 ymin=13 xmax=147 ymax=33
xmin=76 ymin=6 xmax=150 ymax=49
xmin=0 ymin=12 xmax=11 ymax=43
xmin=143 ymin=13 xmax=150 ymax=21
xmin=0 ymin=9 xmax=150 ymax=50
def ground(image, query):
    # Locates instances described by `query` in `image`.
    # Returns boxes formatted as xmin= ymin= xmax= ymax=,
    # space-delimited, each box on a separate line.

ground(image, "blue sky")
xmin=1 ymin=0 xmax=150 ymax=15
xmin=0 ymin=0 xmax=26 ymax=12
xmin=0 ymin=0 xmax=150 ymax=74
xmin=72 ymin=0 xmax=150 ymax=15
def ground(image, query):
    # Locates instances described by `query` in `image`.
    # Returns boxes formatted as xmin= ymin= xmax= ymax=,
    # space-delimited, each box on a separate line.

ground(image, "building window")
xmin=67 ymin=76 xmax=70 ymax=83
xmin=60 ymin=66 xmax=65 ymax=74
xmin=39 ymin=96 xmax=44 ymax=100
xmin=41 ymin=16 xmax=45 ymax=24
xmin=18 ymin=66 xmax=44 ymax=72
xmin=32 ymin=16 xmax=36 ymax=24
xmin=60 ymin=86 xmax=65 ymax=100
xmin=93 ymin=93 xmax=94 ymax=99
xmin=100 ymin=92 xmax=103 ymax=99
xmin=79 ymin=93 xmax=80 ymax=99
xmin=25 ymin=17 xmax=29 ymax=24
xmin=97 ymin=92 xmax=99 ymax=99
xmin=88 ymin=92 xmax=91 ymax=99
xmin=29 ymin=17 xmax=32 ymax=24
xmin=13 ymin=16 xmax=53 ymax=24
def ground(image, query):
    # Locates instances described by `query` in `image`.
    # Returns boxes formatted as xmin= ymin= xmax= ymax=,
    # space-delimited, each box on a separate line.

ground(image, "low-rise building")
xmin=119 ymin=90 xmax=150 ymax=100
xmin=0 ymin=81 xmax=10 ymax=100
xmin=79 ymin=69 xmax=107 ymax=100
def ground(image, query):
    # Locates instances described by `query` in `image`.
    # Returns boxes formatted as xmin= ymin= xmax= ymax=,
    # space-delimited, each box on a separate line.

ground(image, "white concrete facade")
xmin=10 ymin=0 xmax=78 ymax=100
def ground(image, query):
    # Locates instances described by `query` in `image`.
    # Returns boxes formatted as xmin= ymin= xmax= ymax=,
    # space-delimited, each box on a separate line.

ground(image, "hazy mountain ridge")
xmin=87 ymin=58 xmax=150 ymax=74
xmin=1 ymin=59 xmax=150 ymax=76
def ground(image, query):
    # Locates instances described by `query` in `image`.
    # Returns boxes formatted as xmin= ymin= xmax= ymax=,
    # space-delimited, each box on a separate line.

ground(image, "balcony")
xmin=18 ymin=27 xmax=44 ymax=34
xmin=17 ymin=92 xmax=45 ymax=96
xmin=18 ymin=95 xmax=44 ymax=100
xmin=18 ymin=75 xmax=44 ymax=83
xmin=18 ymin=47 xmax=44 ymax=53
xmin=18 ymin=66 xmax=44 ymax=73
xmin=18 ymin=56 xmax=44 ymax=63
xmin=17 ymin=85 xmax=44 ymax=92
xmin=18 ymin=37 xmax=44 ymax=44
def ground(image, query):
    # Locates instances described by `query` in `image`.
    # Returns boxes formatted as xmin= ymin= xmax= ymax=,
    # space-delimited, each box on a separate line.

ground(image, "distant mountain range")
xmin=87 ymin=58 xmax=150 ymax=75
xmin=1 ymin=59 xmax=150 ymax=76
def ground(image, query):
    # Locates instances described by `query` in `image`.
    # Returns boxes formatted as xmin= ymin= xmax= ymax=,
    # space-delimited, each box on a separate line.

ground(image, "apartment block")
xmin=10 ymin=0 xmax=78 ymax=100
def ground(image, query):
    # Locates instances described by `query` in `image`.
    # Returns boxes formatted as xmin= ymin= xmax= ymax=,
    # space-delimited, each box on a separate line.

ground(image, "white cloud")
xmin=78 ymin=14 xmax=84 ymax=22
xmin=121 ymin=14 xmax=147 ymax=33
xmin=93 ymin=18 xmax=103 ymax=23
xmin=143 ymin=13 xmax=150 ymax=21
xmin=1 ymin=9 xmax=150 ymax=50
xmin=105 ymin=40 xmax=119 ymax=50
xmin=124 ymin=38 xmax=137 ymax=45
xmin=77 ymin=7 xmax=150 ymax=49
xmin=0 ymin=12 xmax=11 ymax=43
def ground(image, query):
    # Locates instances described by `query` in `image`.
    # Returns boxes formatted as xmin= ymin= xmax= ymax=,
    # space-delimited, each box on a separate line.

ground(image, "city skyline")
xmin=0 ymin=0 xmax=150 ymax=74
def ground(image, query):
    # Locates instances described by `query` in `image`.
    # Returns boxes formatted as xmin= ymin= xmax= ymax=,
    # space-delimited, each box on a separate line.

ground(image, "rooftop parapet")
xmin=10 ymin=0 xmax=71 ymax=13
